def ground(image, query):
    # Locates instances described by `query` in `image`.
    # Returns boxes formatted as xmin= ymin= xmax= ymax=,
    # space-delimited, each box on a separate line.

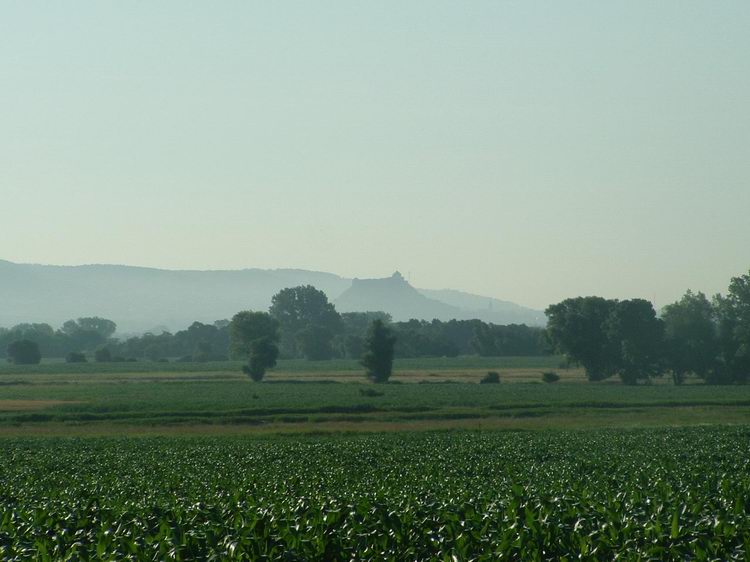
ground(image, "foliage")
xmin=480 ymin=371 xmax=500 ymax=384
xmin=1 ymin=428 xmax=749 ymax=560
xmin=65 ymin=351 xmax=87 ymax=363
xmin=230 ymin=311 xmax=280 ymax=381
xmin=297 ymin=326 xmax=336 ymax=361
xmin=94 ymin=347 xmax=112 ymax=362
xmin=546 ymin=297 xmax=618 ymax=381
xmin=270 ymin=285 xmax=341 ymax=359
xmin=546 ymin=297 xmax=665 ymax=383
xmin=542 ymin=371 xmax=560 ymax=383
xmin=714 ymin=269 xmax=750 ymax=383
xmin=361 ymin=319 xmax=396 ymax=383
xmin=6 ymin=339 xmax=41 ymax=365
xmin=606 ymin=299 xmax=665 ymax=384
xmin=662 ymin=291 xmax=718 ymax=384
xmin=243 ymin=336 xmax=280 ymax=382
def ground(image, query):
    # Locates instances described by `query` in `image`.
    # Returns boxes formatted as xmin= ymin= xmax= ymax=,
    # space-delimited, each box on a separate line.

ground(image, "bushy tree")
xmin=546 ymin=296 xmax=664 ymax=384
xmin=230 ymin=311 xmax=280 ymax=381
xmin=662 ymin=291 xmax=718 ymax=384
xmin=361 ymin=319 xmax=396 ymax=383
xmin=297 ymin=326 xmax=335 ymax=361
xmin=545 ymin=297 xmax=618 ymax=381
xmin=60 ymin=317 xmax=116 ymax=352
xmin=4 ymin=324 xmax=55 ymax=357
xmin=714 ymin=269 xmax=750 ymax=383
xmin=65 ymin=351 xmax=87 ymax=363
xmin=94 ymin=347 xmax=112 ymax=362
xmin=244 ymin=337 xmax=280 ymax=382
xmin=605 ymin=299 xmax=665 ymax=385
xmin=7 ymin=339 xmax=41 ymax=365
xmin=269 ymin=286 xmax=341 ymax=359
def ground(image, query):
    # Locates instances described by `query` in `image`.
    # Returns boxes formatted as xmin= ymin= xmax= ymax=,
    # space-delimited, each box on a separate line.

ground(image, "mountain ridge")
xmin=0 ymin=260 xmax=545 ymax=332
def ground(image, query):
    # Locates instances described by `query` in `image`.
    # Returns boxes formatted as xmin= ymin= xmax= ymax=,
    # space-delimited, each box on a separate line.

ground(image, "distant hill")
xmin=0 ymin=260 xmax=546 ymax=332
xmin=419 ymin=288 xmax=547 ymax=326
xmin=335 ymin=272 xmax=463 ymax=321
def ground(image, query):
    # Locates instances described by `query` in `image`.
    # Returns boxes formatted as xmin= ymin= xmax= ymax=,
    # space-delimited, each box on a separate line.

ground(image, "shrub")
xmin=480 ymin=371 xmax=500 ymax=384
xmin=7 ymin=340 xmax=41 ymax=365
xmin=542 ymin=371 xmax=560 ymax=383
xmin=65 ymin=351 xmax=87 ymax=363
xmin=94 ymin=348 xmax=112 ymax=363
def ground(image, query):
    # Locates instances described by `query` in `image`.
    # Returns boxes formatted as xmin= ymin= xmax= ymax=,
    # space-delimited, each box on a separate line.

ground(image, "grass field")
xmin=0 ymin=356 xmax=748 ymax=435
xmin=0 ymin=355 xmax=563 ymax=375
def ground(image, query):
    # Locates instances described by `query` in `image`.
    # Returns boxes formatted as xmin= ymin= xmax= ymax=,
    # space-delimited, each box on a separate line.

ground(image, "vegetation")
xmin=2 ymin=365 xmax=750 ymax=432
xmin=542 ymin=371 xmax=560 ymax=383
xmin=6 ymin=339 xmax=41 ymax=365
xmin=545 ymin=268 xmax=750 ymax=385
xmin=270 ymin=285 xmax=342 ymax=360
xmin=361 ymin=319 xmax=396 ymax=383
xmin=0 ymin=294 xmax=548 ymax=364
xmin=64 ymin=351 xmax=87 ymax=363
xmin=1 ymin=427 xmax=749 ymax=560
xmin=480 ymin=371 xmax=500 ymax=384
xmin=230 ymin=312 xmax=280 ymax=381
xmin=3 ymin=269 xmax=750 ymax=385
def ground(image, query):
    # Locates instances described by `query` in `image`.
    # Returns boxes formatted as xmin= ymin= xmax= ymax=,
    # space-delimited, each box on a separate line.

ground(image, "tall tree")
xmin=269 ymin=286 xmax=341 ymax=359
xmin=662 ymin=291 xmax=718 ymax=384
xmin=605 ymin=299 xmax=665 ymax=385
xmin=545 ymin=297 xmax=618 ymax=381
xmin=60 ymin=317 xmax=117 ymax=352
xmin=230 ymin=311 xmax=280 ymax=381
xmin=361 ymin=319 xmax=397 ymax=383
xmin=714 ymin=269 xmax=750 ymax=383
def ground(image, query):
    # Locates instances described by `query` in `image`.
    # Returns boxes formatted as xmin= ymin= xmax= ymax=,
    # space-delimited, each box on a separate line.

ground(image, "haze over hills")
xmin=0 ymin=260 xmax=546 ymax=333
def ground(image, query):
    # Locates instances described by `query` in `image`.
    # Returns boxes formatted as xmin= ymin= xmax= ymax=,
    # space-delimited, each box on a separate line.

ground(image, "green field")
xmin=3 ymin=357 xmax=750 ymax=559
xmin=0 ymin=356 xmax=749 ymax=434
xmin=0 ymin=355 xmax=562 ymax=375
xmin=2 ymin=427 xmax=749 ymax=560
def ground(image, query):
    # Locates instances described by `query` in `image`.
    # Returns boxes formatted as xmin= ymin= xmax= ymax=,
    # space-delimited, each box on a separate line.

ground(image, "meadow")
xmin=0 ymin=356 xmax=749 ymax=434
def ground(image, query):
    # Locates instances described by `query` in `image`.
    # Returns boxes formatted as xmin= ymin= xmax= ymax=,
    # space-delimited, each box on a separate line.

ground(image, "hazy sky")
xmin=2 ymin=1 xmax=749 ymax=310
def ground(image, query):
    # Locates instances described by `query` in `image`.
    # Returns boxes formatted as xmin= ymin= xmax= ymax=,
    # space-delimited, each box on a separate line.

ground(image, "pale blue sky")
xmin=1 ymin=1 xmax=748 ymax=309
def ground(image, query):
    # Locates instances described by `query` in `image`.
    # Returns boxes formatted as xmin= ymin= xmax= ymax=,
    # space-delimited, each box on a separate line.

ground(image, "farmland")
xmin=0 ymin=356 xmax=750 ymax=434
xmin=2 ymin=427 xmax=749 ymax=560
xmin=2 ymin=357 xmax=750 ymax=559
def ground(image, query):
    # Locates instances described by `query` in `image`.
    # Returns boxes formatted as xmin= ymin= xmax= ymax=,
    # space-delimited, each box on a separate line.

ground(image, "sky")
xmin=1 ymin=1 xmax=749 ymax=310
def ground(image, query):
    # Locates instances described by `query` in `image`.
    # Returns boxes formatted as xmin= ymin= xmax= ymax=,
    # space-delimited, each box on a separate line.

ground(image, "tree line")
xmin=1 ymin=285 xmax=548 ymax=365
xmin=545 ymin=269 xmax=750 ymax=384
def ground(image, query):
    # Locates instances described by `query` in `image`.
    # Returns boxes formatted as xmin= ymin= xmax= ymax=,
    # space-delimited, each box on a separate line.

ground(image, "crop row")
xmin=1 ymin=427 xmax=749 ymax=560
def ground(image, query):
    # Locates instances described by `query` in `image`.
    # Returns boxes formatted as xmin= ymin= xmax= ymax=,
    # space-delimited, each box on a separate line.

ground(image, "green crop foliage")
xmin=1 ymin=427 xmax=749 ymax=560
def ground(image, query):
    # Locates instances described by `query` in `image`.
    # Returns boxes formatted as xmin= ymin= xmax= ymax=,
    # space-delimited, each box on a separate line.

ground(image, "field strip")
xmin=0 ymin=399 xmax=84 ymax=411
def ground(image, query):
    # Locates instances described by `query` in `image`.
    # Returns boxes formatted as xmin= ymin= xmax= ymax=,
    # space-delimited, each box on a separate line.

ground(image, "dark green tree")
xmin=361 ymin=319 xmax=396 ymax=383
xmin=297 ymin=326 xmax=335 ymax=361
xmin=230 ymin=311 xmax=280 ymax=381
xmin=605 ymin=299 xmax=665 ymax=385
xmin=94 ymin=347 xmax=112 ymax=362
xmin=662 ymin=291 xmax=718 ymax=384
xmin=269 ymin=286 xmax=341 ymax=359
xmin=714 ymin=269 xmax=750 ymax=383
xmin=244 ymin=337 xmax=280 ymax=382
xmin=6 ymin=324 xmax=55 ymax=356
xmin=7 ymin=339 xmax=42 ymax=365
xmin=65 ymin=351 xmax=87 ymax=363
xmin=545 ymin=297 xmax=618 ymax=381
xmin=60 ymin=317 xmax=116 ymax=351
